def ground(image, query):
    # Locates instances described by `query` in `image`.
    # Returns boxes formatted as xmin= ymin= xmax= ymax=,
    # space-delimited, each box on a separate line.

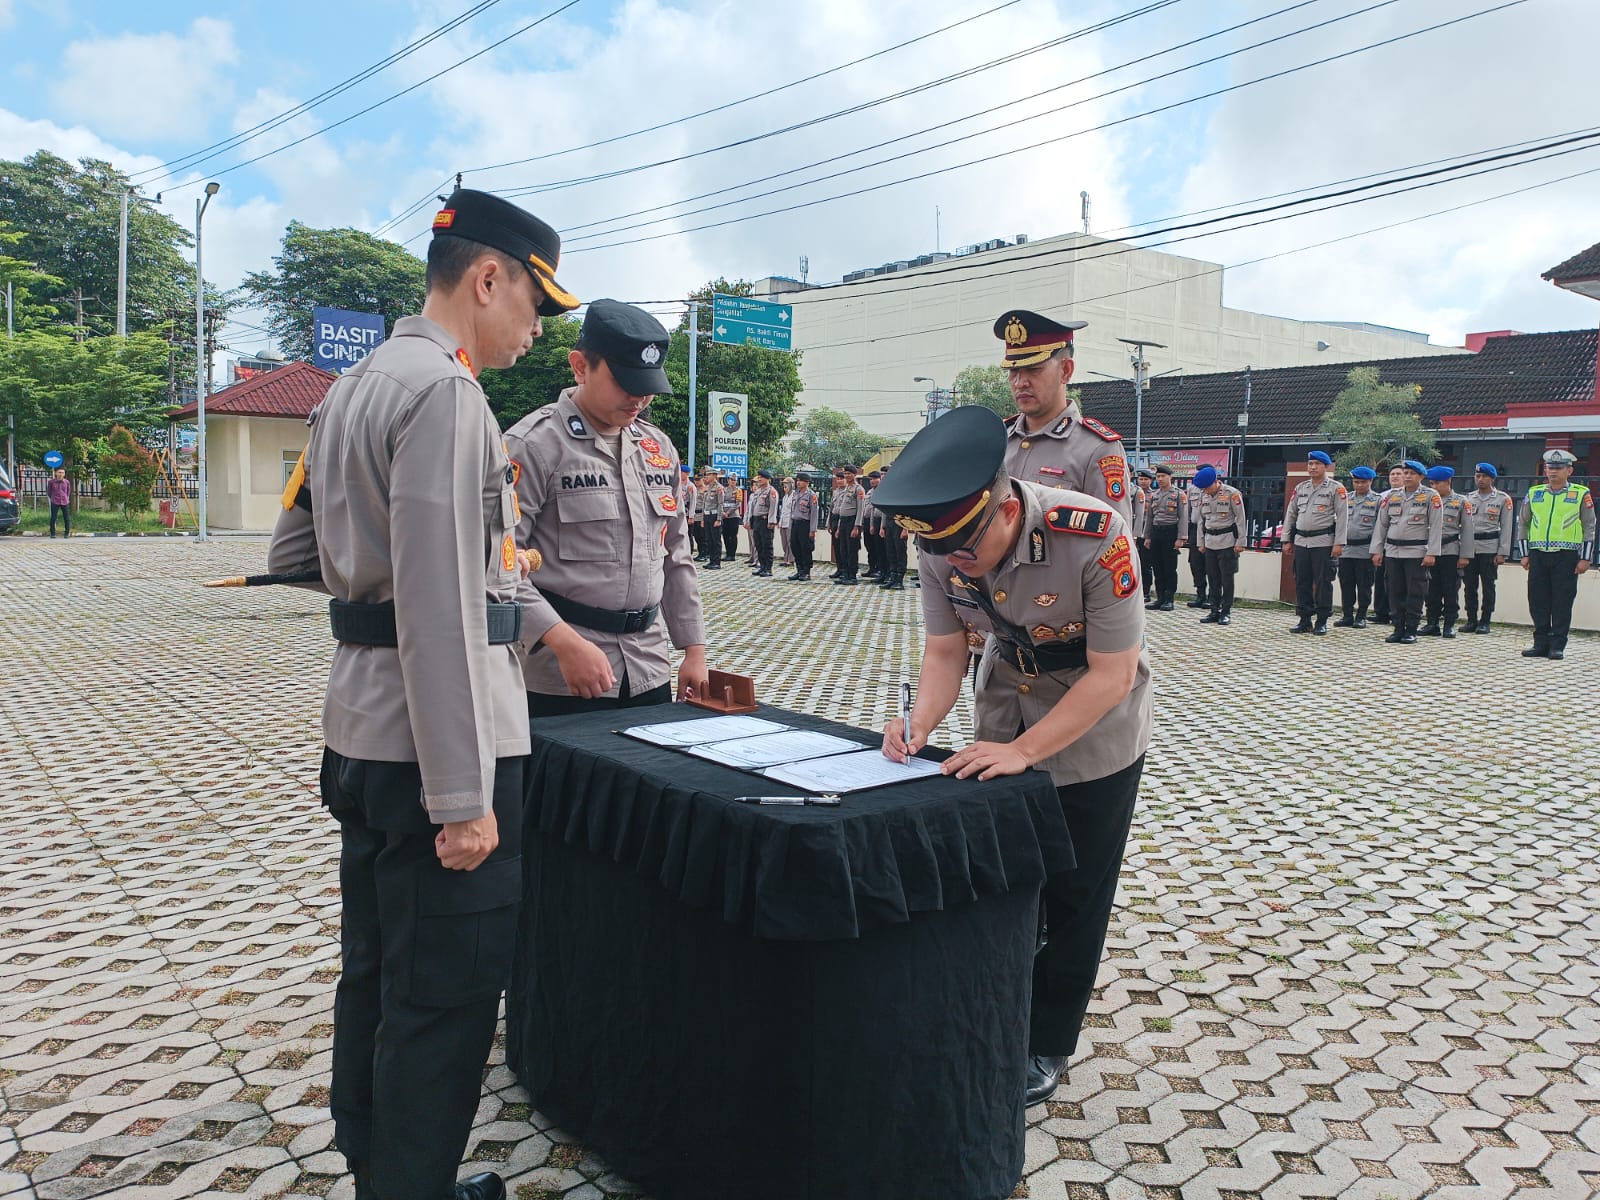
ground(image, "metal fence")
xmin=15 ymin=464 xmax=200 ymax=502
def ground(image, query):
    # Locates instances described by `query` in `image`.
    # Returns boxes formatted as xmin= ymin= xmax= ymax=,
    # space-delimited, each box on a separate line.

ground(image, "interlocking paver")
xmin=1 ymin=539 xmax=1596 ymax=1199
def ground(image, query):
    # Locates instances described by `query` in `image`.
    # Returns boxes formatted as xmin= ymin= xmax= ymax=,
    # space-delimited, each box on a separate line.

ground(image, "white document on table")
xmin=688 ymin=729 xmax=866 ymax=769
xmin=761 ymin=749 xmax=943 ymax=794
xmin=622 ymin=715 xmax=790 ymax=747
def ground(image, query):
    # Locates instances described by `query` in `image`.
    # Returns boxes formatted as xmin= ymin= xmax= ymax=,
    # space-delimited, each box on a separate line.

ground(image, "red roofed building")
xmin=171 ymin=360 xmax=336 ymax=530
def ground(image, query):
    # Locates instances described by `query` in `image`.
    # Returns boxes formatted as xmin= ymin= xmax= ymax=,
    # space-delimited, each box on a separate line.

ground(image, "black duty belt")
xmin=1345 ymin=534 xmax=1373 ymax=545
xmin=542 ymin=589 xmax=660 ymax=635
xmin=1386 ymin=537 xmax=1429 ymax=547
xmin=1205 ymin=526 xmax=1238 ymax=535
xmin=1474 ymin=534 xmax=1502 ymax=541
xmin=1294 ymin=526 xmax=1336 ymax=537
xmin=329 ymin=599 xmax=522 ymax=646
xmin=991 ymin=637 xmax=1088 ymax=677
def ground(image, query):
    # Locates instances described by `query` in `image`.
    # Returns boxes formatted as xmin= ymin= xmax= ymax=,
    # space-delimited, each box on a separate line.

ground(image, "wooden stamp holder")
xmin=683 ymin=670 xmax=758 ymax=715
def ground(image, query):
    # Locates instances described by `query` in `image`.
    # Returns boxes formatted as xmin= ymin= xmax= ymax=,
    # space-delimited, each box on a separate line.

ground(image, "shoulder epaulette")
xmin=1079 ymin=416 xmax=1121 ymax=443
xmin=1003 ymin=413 xmax=1021 ymax=430
xmin=1044 ymin=505 xmax=1112 ymax=537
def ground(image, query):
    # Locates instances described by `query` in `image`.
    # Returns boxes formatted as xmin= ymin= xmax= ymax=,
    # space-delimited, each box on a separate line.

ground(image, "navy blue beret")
xmin=1308 ymin=450 xmax=1333 ymax=465
xmin=1350 ymin=466 xmax=1376 ymax=480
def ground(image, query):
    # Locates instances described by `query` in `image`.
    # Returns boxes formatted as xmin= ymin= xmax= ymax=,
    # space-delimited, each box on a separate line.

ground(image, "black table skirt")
xmin=506 ymin=703 xmax=1073 ymax=1200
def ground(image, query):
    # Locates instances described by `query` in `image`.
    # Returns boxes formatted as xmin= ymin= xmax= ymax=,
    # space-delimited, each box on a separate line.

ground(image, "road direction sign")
xmin=711 ymin=293 xmax=793 ymax=350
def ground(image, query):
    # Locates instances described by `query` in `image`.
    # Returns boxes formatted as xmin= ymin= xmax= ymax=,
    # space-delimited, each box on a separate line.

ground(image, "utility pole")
xmin=1081 ymin=191 xmax=1091 ymax=235
xmin=687 ymin=300 xmax=699 ymax=472
xmin=196 ymin=181 xmax=220 ymax=541
xmin=1237 ymin=365 xmax=1252 ymax=479
xmin=116 ymin=188 xmax=129 ymax=337
xmin=1117 ymin=337 xmax=1166 ymax=466
xmin=5 ymin=281 xmax=13 ymax=481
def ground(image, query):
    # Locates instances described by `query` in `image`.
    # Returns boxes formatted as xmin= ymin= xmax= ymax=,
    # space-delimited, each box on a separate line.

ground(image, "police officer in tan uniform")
xmin=1419 ymin=465 xmax=1473 ymax=638
xmin=746 ymin=467 xmax=779 ymax=577
xmin=1371 ymin=464 xmax=1406 ymax=625
xmin=832 ymin=465 xmax=867 ymax=584
xmin=1462 ymin=462 xmax=1512 ymax=633
xmin=1372 ymin=459 xmax=1443 ymax=645
xmin=1141 ymin=465 xmax=1186 ymax=610
xmin=1334 ymin=466 xmax=1381 ymax=627
xmin=994 ymin=309 xmax=1134 ymax=526
xmin=1282 ymin=451 xmax=1348 ymax=635
xmin=504 ymin=300 xmax=707 ymax=717
xmin=787 ymin=473 xmax=821 ymax=580
xmin=1190 ymin=465 xmax=1247 ymax=626
xmin=872 ymin=406 xmax=1151 ymax=1110
xmin=267 ymin=188 xmax=578 ymax=1200
xmin=699 ymin=471 xmax=726 ymax=570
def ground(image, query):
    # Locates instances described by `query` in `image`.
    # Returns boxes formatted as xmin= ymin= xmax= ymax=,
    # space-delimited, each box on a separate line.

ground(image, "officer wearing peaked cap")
xmin=267 ymin=187 xmax=578 ymax=1200
xmin=505 ymin=299 xmax=709 ymax=714
xmin=994 ymin=309 xmax=1135 ymax=527
xmin=872 ymin=406 xmax=1151 ymax=1110
xmin=1516 ymin=447 xmax=1595 ymax=659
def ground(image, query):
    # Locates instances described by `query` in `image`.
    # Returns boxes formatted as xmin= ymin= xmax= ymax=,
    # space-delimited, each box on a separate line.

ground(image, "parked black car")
xmin=0 ymin=464 xmax=18 ymax=532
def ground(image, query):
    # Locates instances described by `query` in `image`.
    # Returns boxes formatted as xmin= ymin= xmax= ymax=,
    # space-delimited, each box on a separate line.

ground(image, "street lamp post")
xmin=1116 ymin=338 xmax=1166 ymax=466
xmin=195 ymin=182 xmax=219 ymax=541
xmin=913 ymin=376 xmax=946 ymax=425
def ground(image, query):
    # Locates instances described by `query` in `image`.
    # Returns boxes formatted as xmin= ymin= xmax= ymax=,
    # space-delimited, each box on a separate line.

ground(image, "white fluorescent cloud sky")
xmin=1 ymin=0 xmax=1596 ymax=355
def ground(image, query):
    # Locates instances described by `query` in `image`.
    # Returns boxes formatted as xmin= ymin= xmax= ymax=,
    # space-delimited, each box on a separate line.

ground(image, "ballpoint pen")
xmin=901 ymin=682 xmax=913 ymax=762
xmin=733 ymin=795 xmax=842 ymax=806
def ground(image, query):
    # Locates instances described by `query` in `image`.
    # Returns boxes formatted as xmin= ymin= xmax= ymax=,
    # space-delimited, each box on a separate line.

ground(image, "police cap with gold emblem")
xmin=577 ymin=299 xmax=672 ymax=396
xmin=993 ymin=309 xmax=1088 ymax=368
xmin=871 ymin=406 xmax=1007 ymax=554
xmin=431 ymin=188 xmax=579 ymax=317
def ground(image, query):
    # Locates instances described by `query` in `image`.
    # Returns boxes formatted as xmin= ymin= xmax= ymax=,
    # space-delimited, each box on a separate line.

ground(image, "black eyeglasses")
xmin=930 ymin=500 xmax=1003 ymax=564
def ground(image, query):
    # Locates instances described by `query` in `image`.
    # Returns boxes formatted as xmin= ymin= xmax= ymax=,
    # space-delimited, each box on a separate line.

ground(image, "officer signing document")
xmin=267 ymin=188 xmax=579 ymax=1200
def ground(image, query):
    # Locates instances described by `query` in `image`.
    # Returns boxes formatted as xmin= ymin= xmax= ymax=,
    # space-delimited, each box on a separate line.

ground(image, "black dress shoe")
xmin=1332 ymin=616 xmax=1356 ymax=628
xmin=1217 ymin=613 xmax=1232 ymax=625
xmin=1548 ymin=648 xmax=1566 ymax=660
xmin=453 ymin=1172 xmax=506 ymax=1200
xmin=1157 ymin=600 xmax=1175 ymax=611
xmin=889 ymin=578 xmax=905 ymax=590
xmin=1384 ymin=630 xmax=1405 ymax=644
xmin=1290 ymin=620 xmax=1312 ymax=634
xmin=756 ymin=569 xmax=773 ymax=577
xmin=1472 ymin=621 xmax=1491 ymax=634
xmin=1311 ymin=621 xmax=1328 ymax=636
xmin=1186 ymin=597 xmax=1209 ymax=609
xmin=834 ymin=576 xmax=857 ymax=586
xmin=1522 ymin=645 xmax=1549 ymax=657
xmin=1198 ymin=611 xmax=1220 ymax=624
xmin=1442 ymin=624 xmax=1456 ymax=639
xmin=1397 ymin=631 xmax=1417 ymax=644
xmin=1025 ymin=1055 xmax=1066 ymax=1107
xmin=704 ymin=563 xmax=721 ymax=570
xmin=1418 ymin=623 xmax=1441 ymax=637
xmin=1353 ymin=617 xmax=1368 ymax=629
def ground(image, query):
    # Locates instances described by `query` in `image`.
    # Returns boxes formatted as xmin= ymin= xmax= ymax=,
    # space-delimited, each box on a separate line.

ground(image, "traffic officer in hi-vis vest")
xmin=994 ymin=309 xmax=1135 ymax=527
xmin=504 ymin=299 xmax=708 ymax=716
xmin=1462 ymin=462 xmax=1513 ymax=633
xmin=1282 ymin=450 xmax=1348 ymax=635
xmin=1334 ymin=466 xmax=1381 ymax=627
xmin=267 ymin=187 xmax=578 ymax=1200
xmin=872 ymin=406 xmax=1151 ymax=1110
xmin=1371 ymin=459 xmax=1443 ymax=645
xmin=1517 ymin=448 xmax=1595 ymax=660
xmin=1419 ymin=465 xmax=1473 ymax=638
xmin=1190 ymin=465 xmax=1247 ymax=626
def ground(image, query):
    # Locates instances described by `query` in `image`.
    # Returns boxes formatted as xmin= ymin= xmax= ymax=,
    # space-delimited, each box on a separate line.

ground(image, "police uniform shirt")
xmin=1003 ymin=402 xmax=1134 ymax=526
xmin=1131 ymin=487 xmax=1148 ymax=538
xmin=702 ymin=482 xmax=726 ymax=518
xmin=917 ymin=481 xmax=1153 ymax=786
xmin=1146 ymin=485 xmax=1185 ymax=528
xmin=1344 ymin=491 xmax=1382 ymax=546
xmin=504 ymin=387 xmax=706 ymax=698
xmin=833 ymin=481 xmax=865 ymax=518
xmin=683 ymin=479 xmax=699 ymax=519
xmin=1373 ymin=487 xmax=1443 ymax=558
xmin=789 ymin=488 xmax=821 ymax=531
xmin=720 ymin=484 xmax=741 ymax=517
xmin=1192 ymin=485 xmax=1248 ymax=550
xmin=1465 ymin=487 xmax=1513 ymax=557
xmin=746 ymin=481 xmax=778 ymax=520
xmin=1436 ymin=491 xmax=1473 ymax=557
xmin=1284 ymin=478 xmax=1348 ymax=547
xmin=266 ymin=315 xmax=527 ymax=823
xmin=859 ymin=484 xmax=877 ymax=529
xmin=1186 ymin=482 xmax=1206 ymax=536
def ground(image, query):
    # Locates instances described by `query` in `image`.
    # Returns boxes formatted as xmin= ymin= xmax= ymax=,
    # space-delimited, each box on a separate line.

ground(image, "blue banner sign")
xmin=312 ymin=307 xmax=386 ymax=371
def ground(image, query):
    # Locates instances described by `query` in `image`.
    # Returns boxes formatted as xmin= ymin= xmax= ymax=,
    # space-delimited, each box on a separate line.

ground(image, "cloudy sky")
xmin=2 ymin=0 xmax=1597 ymax=361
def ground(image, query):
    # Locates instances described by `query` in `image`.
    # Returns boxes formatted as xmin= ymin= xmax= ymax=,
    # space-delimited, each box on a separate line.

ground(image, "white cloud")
xmin=0 ymin=106 xmax=164 ymax=174
xmin=0 ymin=1 xmax=14 ymax=31
xmin=49 ymin=17 xmax=238 ymax=142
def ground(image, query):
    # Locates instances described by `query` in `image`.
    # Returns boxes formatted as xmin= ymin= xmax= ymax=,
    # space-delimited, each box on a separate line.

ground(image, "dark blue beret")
xmin=1425 ymin=465 xmax=1454 ymax=481
xmin=1308 ymin=450 xmax=1333 ymax=465
xmin=1350 ymin=466 xmax=1376 ymax=480
xmin=1474 ymin=462 xmax=1497 ymax=479
xmin=1193 ymin=465 xmax=1218 ymax=488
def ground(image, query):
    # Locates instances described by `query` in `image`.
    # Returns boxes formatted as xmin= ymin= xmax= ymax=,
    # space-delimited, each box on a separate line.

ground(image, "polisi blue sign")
xmin=312 ymin=307 xmax=385 ymax=371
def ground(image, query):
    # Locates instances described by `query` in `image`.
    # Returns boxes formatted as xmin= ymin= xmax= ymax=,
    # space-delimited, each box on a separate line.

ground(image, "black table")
xmin=505 ymin=703 xmax=1073 ymax=1200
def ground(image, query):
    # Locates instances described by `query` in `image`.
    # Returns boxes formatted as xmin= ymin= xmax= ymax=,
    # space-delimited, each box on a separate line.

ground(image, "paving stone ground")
xmin=1 ymin=539 xmax=1597 ymax=1200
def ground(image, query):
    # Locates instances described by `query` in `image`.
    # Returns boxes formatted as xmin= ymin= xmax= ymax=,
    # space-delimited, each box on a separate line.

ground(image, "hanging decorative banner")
xmin=708 ymin=391 xmax=749 ymax=476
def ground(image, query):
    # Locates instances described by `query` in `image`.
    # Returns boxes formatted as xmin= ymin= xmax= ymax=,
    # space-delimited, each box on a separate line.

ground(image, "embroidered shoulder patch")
xmin=1080 ymin=416 xmax=1121 ymax=442
xmin=1044 ymin=505 xmax=1112 ymax=537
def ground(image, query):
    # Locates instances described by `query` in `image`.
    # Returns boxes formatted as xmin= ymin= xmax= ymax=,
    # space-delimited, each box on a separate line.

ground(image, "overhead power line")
xmin=134 ymin=0 xmax=506 ymax=185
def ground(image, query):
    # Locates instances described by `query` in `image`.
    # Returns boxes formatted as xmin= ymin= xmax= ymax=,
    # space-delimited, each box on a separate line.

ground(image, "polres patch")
xmin=1098 ymin=454 xmax=1127 ymax=502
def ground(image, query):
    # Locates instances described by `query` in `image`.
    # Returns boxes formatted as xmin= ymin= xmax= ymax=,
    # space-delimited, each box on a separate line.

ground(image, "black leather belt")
xmin=542 ymin=589 xmax=660 ymax=635
xmin=329 ymin=599 xmax=522 ymax=646
xmin=1205 ymin=526 xmax=1238 ymax=535
xmin=1473 ymin=535 xmax=1502 ymax=541
xmin=1345 ymin=536 xmax=1372 ymax=545
xmin=1294 ymin=526 xmax=1336 ymax=537
xmin=1386 ymin=537 xmax=1429 ymax=546
xmin=991 ymin=637 xmax=1088 ymax=677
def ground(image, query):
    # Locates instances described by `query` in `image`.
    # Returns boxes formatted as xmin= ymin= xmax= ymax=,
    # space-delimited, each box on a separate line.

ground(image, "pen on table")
xmin=900 ymin=682 xmax=913 ymax=763
xmin=734 ymin=795 xmax=842 ymax=807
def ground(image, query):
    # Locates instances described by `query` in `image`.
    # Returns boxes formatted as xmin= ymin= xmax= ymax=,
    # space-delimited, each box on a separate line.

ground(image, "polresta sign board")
xmin=708 ymin=391 xmax=749 ymax=476
xmin=313 ymin=307 xmax=385 ymax=371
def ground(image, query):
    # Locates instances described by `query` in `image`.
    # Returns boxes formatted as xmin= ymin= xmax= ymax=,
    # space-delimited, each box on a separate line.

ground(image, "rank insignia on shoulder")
xmin=640 ymin=436 xmax=661 ymax=454
xmin=1080 ymin=416 xmax=1121 ymax=442
xmin=567 ymin=415 xmax=588 ymax=437
xmin=455 ymin=347 xmax=473 ymax=373
xmin=1029 ymin=529 xmax=1047 ymax=562
xmin=1033 ymin=592 xmax=1059 ymax=606
xmin=1044 ymin=506 xmax=1112 ymax=537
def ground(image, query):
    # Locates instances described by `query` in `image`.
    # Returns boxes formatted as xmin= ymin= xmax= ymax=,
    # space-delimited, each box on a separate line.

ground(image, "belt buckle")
xmin=1019 ymin=646 xmax=1040 ymax=678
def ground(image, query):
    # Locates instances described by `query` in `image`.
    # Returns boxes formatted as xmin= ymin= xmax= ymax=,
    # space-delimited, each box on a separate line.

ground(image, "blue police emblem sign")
xmin=708 ymin=391 xmax=748 ymax=475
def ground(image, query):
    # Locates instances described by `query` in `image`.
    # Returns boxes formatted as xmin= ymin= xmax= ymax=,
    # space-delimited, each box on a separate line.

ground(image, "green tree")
xmin=952 ymin=364 xmax=1015 ymax=418
xmin=1319 ymin=366 xmax=1435 ymax=471
xmin=0 ymin=329 xmax=172 ymax=469
xmin=0 ymin=221 xmax=65 ymax=332
xmin=100 ymin=424 xmax=159 ymax=514
xmin=479 ymin=315 xmax=583 ymax=430
xmin=786 ymin=407 xmax=894 ymax=473
xmin=0 ymin=151 xmax=195 ymax=336
xmin=240 ymin=222 xmax=425 ymax=363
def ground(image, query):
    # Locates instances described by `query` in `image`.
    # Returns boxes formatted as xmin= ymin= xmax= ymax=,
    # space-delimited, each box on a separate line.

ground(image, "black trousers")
xmin=1337 ymin=550 xmax=1375 ymax=617
xmin=50 ymin=503 xmax=71 ymax=535
xmin=750 ymin=516 xmax=773 ymax=571
xmin=1140 ymin=538 xmax=1154 ymax=599
xmin=321 ymin=750 xmax=525 ymax=1200
xmin=790 ymin=522 xmax=815 ymax=576
xmin=1425 ymin=553 xmax=1463 ymax=626
xmin=1032 ymin=755 xmax=1143 ymax=1057
xmin=1146 ymin=525 xmax=1180 ymax=599
xmin=700 ymin=517 xmax=722 ymax=565
xmin=1384 ymin=557 xmax=1430 ymax=629
xmin=835 ymin=515 xmax=859 ymax=577
xmin=1462 ymin=552 xmax=1499 ymax=621
xmin=1291 ymin=544 xmax=1336 ymax=620
xmin=863 ymin=523 xmax=881 ymax=575
xmin=1373 ymin=558 xmax=1390 ymax=620
xmin=721 ymin=516 xmax=741 ymax=560
xmin=1527 ymin=549 xmax=1580 ymax=649
xmin=885 ymin=529 xmax=908 ymax=577
xmin=527 ymin=680 xmax=671 ymax=719
xmin=1188 ymin=542 xmax=1208 ymax=596
xmin=1203 ymin=547 xmax=1238 ymax=613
